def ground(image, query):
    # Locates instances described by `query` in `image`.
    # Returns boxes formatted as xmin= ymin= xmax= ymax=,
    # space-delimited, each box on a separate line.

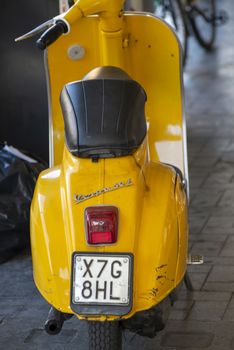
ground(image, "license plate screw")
xmin=123 ymin=258 xmax=128 ymax=263
xmin=76 ymin=257 xmax=81 ymax=262
xmin=75 ymin=297 xmax=80 ymax=301
xmin=122 ymin=298 xmax=126 ymax=302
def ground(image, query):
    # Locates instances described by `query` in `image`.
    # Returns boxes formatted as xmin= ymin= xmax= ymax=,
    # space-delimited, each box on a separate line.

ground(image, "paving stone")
xmin=212 ymin=203 xmax=234 ymax=215
xmin=178 ymin=291 xmax=231 ymax=302
xmin=187 ymin=264 xmax=211 ymax=274
xmin=169 ymin=309 xmax=189 ymax=321
xmin=24 ymin=328 xmax=78 ymax=345
xmin=161 ymin=332 xmax=214 ymax=348
xmin=205 ymin=138 xmax=232 ymax=151
xmin=223 ymin=307 xmax=234 ymax=322
xmin=189 ymin=233 xmax=228 ymax=243
xmin=218 ymin=190 xmax=234 ymax=208
xmin=191 ymin=157 xmax=218 ymax=168
xmin=229 ymin=338 xmax=234 ymax=350
xmin=0 ymin=280 xmax=37 ymax=297
xmin=202 ymin=229 xmax=234 ymax=238
xmin=188 ymin=207 xmax=212 ymax=217
xmin=208 ymin=320 xmax=234 ymax=350
xmin=203 ymin=256 xmax=234 ymax=266
xmin=222 ymin=293 xmax=234 ymax=322
xmin=220 ymin=236 xmax=234 ymax=257
xmin=225 ymin=142 xmax=234 ymax=152
xmin=184 ymin=273 xmax=207 ymax=291
xmin=207 ymin=265 xmax=234 ymax=283
xmin=0 ymin=304 xmax=24 ymax=318
xmin=203 ymin=181 xmax=234 ymax=191
xmin=204 ymin=215 xmax=234 ymax=229
xmin=187 ymin=301 xmax=228 ymax=321
xmin=164 ymin=318 xmax=234 ymax=350
xmin=189 ymin=241 xmax=224 ymax=257
xmin=169 ymin=300 xmax=194 ymax=321
xmin=221 ymin=151 xmax=234 ymax=163
xmin=173 ymin=300 xmax=195 ymax=310
xmin=190 ymin=190 xmax=223 ymax=208
xmin=189 ymin=215 xmax=209 ymax=234
xmin=225 ymin=294 xmax=234 ymax=307
xmin=189 ymin=176 xmax=207 ymax=190
xmin=202 ymin=172 xmax=234 ymax=189
xmin=213 ymin=162 xmax=234 ymax=173
xmin=0 ymin=295 xmax=45 ymax=307
xmin=202 ymin=265 xmax=234 ymax=292
xmin=203 ymin=282 xmax=234 ymax=292
xmin=123 ymin=330 xmax=163 ymax=350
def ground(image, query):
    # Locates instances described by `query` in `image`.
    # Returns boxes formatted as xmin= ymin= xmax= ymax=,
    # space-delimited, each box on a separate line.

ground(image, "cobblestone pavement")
xmin=0 ymin=1 xmax=234 ymax=349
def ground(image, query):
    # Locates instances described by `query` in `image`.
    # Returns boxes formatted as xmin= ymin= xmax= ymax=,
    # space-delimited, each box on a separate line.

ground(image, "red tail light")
xmin=85 ymin=206 xmax=118 ymax=245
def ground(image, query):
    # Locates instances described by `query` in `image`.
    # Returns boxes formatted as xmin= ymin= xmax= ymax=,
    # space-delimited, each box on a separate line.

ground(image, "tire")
xmin=88 ymin=321 xmax=122 ymax=350
xmin=188 ymin=0 xmax=216 ymax=49
xmin=154 ymin=0 xmax=188 ymax=65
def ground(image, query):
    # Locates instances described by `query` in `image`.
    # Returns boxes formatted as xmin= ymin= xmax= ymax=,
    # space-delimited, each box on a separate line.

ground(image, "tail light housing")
xmin=84 ymin=206 xmax=119 ymax=245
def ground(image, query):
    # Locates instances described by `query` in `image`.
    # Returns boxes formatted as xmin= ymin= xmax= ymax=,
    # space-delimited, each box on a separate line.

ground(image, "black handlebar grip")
xmin=36 ymin=21 xmax=68 ymax=50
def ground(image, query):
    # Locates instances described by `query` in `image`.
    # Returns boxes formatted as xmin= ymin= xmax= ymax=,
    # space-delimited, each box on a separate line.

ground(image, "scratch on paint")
xmin=156 ymin=275 xmax=166 ymax=280
xmin=156 ymin=264 xmax=167 ymax=272
xmin=156 ymin=275 xmax=167 ymax=285
xmin=139 ymin=287 xmax=159 ymax=300
xmin=155 ymin=264 xmax=175 ymax=285
xmin=149 ymin=288 xmax=158 ymax=297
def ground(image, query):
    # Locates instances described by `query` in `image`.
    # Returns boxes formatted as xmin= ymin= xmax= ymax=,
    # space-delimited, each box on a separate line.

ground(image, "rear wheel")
xmin=88 ymin=321 xmax=122 ymax=350
xmin=188 ymin=0 xmax=216 ymax=49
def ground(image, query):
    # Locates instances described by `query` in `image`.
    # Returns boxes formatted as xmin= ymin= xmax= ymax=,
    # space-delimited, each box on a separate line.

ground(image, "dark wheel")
xmin=188 ymin=0 xmax=216 ymax=49
xmin=154 ymin=0 xmax=188 ymax=65
xmin=88 ymin=321 xmax=122 ymax=350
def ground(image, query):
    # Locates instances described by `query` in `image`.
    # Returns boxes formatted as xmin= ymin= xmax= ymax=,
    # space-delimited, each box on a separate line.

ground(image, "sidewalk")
xmin=0 ymin=1 xmax=234 ymax=349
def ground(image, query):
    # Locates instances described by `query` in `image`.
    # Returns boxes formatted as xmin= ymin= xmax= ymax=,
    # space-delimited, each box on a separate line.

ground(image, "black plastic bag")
xmin=0 ymin=143 xmax=46 ymax=263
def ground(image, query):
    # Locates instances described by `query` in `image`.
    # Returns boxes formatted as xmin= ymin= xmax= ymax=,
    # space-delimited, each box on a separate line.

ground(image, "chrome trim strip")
xmin=44 ymin=50 xmax=54 ymax=168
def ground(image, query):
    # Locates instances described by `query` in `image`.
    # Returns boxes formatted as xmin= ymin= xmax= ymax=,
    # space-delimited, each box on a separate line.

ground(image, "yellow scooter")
xmin=16 ymin=0 xmax=190 ymax=348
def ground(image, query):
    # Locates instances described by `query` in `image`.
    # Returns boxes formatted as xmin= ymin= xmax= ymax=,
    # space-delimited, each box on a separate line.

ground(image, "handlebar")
xmin=36 ymin=21 xmax=68 ymax=50
xmin=15 ymin=0 xmax=124 ymax=49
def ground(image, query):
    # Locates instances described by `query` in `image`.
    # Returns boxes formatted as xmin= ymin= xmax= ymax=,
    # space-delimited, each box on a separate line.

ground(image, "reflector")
xmin=85 ymin=206 xmax=118 ymax=245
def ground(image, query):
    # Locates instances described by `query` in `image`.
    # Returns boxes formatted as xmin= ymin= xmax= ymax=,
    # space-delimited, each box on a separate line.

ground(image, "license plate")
xmin=72 ymin=253 xmax=132 ymax=305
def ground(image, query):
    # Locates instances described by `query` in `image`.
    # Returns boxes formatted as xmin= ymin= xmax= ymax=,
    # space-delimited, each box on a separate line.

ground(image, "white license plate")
xmin=72 ymin=254 xmax=131 ymax=305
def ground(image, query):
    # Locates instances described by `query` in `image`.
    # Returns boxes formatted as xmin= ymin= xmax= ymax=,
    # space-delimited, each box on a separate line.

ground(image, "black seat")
xmin=60 ymin=66 xmax=147 ymax=159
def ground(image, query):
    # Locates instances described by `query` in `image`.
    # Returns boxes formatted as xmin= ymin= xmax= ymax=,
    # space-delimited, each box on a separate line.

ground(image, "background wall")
xmin=0 ymin=0 xmax=59 ymax=162
xmin=129 ymin=0 xmax=155 ymax=12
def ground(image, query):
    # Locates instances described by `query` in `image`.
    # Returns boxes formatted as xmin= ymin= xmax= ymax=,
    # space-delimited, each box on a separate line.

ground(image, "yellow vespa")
xmin=16 ymin=0 xmax=190 ymax=348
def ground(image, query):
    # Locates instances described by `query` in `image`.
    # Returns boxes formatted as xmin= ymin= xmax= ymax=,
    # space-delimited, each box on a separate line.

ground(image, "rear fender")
xmin=30 ymin=150 xmax=188 ymax=319
xmin=134 ymin=162 xmax=188 ymax=313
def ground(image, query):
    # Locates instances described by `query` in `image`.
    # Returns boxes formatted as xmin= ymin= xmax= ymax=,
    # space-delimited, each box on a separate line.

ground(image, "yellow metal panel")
xmin=31 ymin=145 xmax=188 ymax=319
xmin=47 ymin=13 xmax=185 ymax=174
xmin=33 ymin=10 xmax=188 ymax=321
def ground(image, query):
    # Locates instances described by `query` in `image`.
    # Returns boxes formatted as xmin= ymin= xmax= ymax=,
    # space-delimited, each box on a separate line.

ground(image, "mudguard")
xmin=30 ymin=144 xmax=188 ymax=321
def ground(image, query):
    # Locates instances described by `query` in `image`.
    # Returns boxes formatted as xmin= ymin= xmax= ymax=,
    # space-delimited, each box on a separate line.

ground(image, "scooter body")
xmin=29 ymin=0 xmax=188 ymax=339
xmin=31 ymin=143 xmax=187 ymax=319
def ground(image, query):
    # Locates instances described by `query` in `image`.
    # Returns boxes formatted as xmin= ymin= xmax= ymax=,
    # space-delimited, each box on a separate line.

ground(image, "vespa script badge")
xmin=74 ymin=179 xmax=133 ymax=204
